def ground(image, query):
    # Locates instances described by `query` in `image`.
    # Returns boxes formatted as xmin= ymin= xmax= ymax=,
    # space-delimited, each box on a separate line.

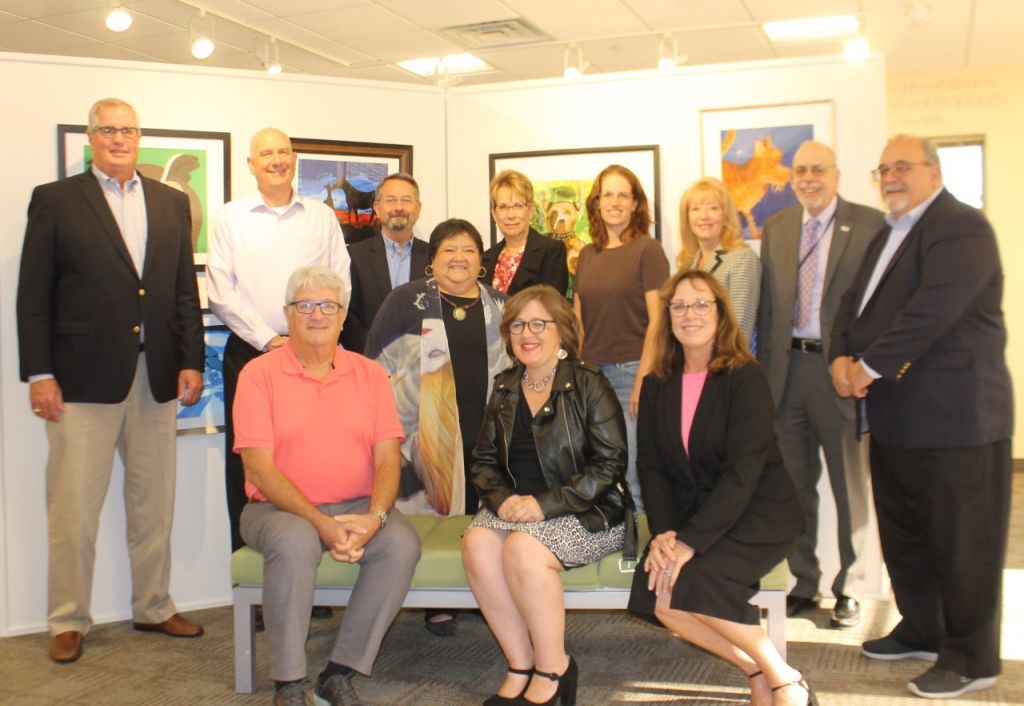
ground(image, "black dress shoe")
xmin=830 ymin=596 xmax=861 ymax=628
xmin=785 ymin=594 xmax=819 ymax=617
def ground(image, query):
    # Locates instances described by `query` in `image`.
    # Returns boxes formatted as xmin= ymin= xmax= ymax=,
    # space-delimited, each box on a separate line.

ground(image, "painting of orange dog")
xmin=720 ymin=125 xmax=809 ymax=239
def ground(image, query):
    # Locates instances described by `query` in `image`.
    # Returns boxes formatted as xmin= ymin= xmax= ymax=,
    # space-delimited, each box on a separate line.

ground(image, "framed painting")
xmin=488 ymin=145 xmax=661 ymax=290
xmin=290 ymin=138 xmax=412 ymax=245
xmin=176 ymin=324 xmax=228 ymax=435
xmin=700 ymin=101 xmax=834 ymax=240
xmin=57 ymin=125 xmax=231 ymax=265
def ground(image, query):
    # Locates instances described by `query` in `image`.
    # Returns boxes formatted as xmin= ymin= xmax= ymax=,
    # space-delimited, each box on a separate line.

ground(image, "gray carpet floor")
xmin=3 ymin=472 xmax=1022 ymax=705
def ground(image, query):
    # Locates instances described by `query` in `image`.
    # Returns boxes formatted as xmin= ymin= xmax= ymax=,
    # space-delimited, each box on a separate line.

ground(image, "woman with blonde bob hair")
xmin=629 ymin=270 xmax=814 ymax=706
xmin=465 ymin=284 xmax=634 ymax=706
xmin=676 ymin=178 xmax=760 ymax=342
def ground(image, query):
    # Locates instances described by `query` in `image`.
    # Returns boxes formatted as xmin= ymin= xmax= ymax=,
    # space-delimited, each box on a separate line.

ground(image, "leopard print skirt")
xmin=469 ymin=508 xmax=624 ymax=568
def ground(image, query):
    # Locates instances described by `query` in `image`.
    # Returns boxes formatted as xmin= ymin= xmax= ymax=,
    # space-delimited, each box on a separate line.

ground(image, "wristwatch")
xmin=371 ymin=509 xmax=388 ymax=528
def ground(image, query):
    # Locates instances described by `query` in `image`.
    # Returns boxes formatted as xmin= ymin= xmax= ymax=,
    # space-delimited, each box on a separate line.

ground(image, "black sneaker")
xmin=907 ymin=666 xmax=996 ymax=699
xmin=314 ymin=673 xmax=362 ymax=706
xmin=862 ymin=636 xmax=938 ymax=662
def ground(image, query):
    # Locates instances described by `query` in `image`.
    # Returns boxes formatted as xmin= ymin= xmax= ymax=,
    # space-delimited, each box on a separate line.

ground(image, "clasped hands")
xmin=830 ymin=356 xmax=873 ymax=399
xmin=323 ymin=513 xmax=380 ymax=563
xmin=496 ymin=494 xmax=544 ymax=523
xmin=644 ymin=530 xmax=695 ymax=596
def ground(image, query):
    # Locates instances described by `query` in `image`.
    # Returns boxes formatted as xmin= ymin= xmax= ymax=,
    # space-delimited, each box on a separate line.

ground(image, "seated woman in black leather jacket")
xmin=463 ymin=284 xmax=632 ymax=706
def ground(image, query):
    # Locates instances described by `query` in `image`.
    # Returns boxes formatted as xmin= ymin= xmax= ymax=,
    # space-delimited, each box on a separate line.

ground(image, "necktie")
xmin=795 ymin=218 xmax=821 ymax=329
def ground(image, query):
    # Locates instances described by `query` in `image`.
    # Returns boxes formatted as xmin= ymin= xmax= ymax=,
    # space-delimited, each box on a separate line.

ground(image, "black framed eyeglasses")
xmin=509 ymin=319 xmax=556 ymax=335
xmin=290 ymin=300 xmax=342 ymax=315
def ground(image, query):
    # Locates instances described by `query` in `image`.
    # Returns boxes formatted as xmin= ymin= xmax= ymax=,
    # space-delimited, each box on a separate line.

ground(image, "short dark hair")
xmin=499 ymin=285 xmax=579 ymax=361
xmin=427 ymin=218 xmax=484 ymax=261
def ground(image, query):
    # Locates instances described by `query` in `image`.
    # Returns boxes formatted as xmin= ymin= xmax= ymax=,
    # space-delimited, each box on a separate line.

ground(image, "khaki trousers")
xmin=46 ymin=354 xmax=178 ymax=635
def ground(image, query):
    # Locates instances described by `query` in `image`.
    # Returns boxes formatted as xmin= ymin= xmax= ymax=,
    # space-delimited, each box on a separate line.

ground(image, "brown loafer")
xmin=132 ymin=613 xmax=204 ymax=638
xmin=50 ymin=630 xmax=83 ymax=663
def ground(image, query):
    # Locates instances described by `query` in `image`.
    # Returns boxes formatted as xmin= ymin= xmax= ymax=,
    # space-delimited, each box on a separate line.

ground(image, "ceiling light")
xmin=763 ymin=15 xmax=860 ymax=42
xmin=257 ymin=37 xmax=282 ymax=74
xmin=844 ymin=36 xmax=870 ymax=61
xmin=396 ymin=53 xmax=490 ymax=78
xmin=657 ymin=35 xmax=687 ymax=73
xmin=190 ymin=10 xmax=215 ymax=60
xmin=907 ymin=0 xmax=933 ymax=26
xmin=563 ymin=44 xmax=588 ymax=80
xmin=105 ymin=2 xmax=132 ymax=32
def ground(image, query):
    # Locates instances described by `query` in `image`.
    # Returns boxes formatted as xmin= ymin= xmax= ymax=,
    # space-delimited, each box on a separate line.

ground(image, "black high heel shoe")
xmin=771 ymin=676 xmax=819 ymax=706
xmin=521 ymin=655 xmax=577 ymax=706
xmin=483 ymin=666 xmax=533 ymax=705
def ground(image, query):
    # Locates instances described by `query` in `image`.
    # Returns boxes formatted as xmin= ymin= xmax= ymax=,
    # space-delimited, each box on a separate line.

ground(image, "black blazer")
xmin=342 ymin=233 xmax=429 ymax=354
xmin=636 ymin=363 xmax=802 ymax=555
xmin=830 ymin=189 xmax=1013 ymax=448
xmin=481 ymin=228 xmax=569 ymax=297
xmin=17 ymin=171 xmax=204 ymax=403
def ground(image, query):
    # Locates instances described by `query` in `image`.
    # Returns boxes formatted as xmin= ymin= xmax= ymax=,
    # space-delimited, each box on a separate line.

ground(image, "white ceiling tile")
xmin=377 ymin=0 xmax=516 ymax=29
xmin=741 ymin=0 xmax=859 ymax=23
xmin=480 ymin=44 xmax=567 ymax=80
xmin=0 ymin=19 xmax=101 ymax=52
xmin=276 ymin=43 xmax=361 ymax=73
xmin=242 ymin=0 xmax=370 ymax=15
xmin=0 ymin=0 xmax=102 ymax=19
xmin=624 ymin=0 xmax=752 ymax=29
xmin=0 ymin=10 xmax=24 ymax=24
xmin=501 ymin=0 xmax=625 ymax=15
xmin=581 ymin=34 xmax=665 ymax=73
xmin=676 ymin=26 xmax=774 ymax=65
xmin=188 ymin=0 xmax=276 ymax=24
xmin=527 ymin=6 xmax=650 ymax=41
xmin=342 ymin=29 xmax=462 ymax=62
xmin=286 ymin=4 xmax=419 ymax=40
xmin=40 ymin=8 xmax=180 ymax=41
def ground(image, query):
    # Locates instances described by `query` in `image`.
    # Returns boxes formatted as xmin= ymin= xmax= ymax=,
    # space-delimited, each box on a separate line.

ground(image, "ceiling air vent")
xmin=443 ymin=18 xmax=549 ymax=49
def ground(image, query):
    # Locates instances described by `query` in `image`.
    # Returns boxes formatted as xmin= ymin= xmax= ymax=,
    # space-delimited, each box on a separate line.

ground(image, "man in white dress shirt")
xmin=207 ymin=127 xmax=351 ymax=553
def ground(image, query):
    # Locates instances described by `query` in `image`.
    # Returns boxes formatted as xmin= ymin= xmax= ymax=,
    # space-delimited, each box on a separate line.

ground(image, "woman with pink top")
xmin=628 ymin=270 xmax=814 ymax=706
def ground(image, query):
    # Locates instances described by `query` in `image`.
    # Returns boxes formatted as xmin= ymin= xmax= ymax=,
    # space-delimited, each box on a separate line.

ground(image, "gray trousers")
xmin=775 ymin=350 xmax=871 ymax=599
xmin=241 ymin=499 xmax=420 ymax=681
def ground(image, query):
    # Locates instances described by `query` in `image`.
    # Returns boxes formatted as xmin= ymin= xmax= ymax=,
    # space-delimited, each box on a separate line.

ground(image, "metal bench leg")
xmin=755 ymin=589 xmax=787 ymax=661
xmin=233 ymin=587 xmax=258 ymax=693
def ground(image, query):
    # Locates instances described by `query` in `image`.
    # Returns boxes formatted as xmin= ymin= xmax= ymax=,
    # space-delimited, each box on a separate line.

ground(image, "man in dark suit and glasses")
xmin=831 ymin=135 xmax=1012 ymax=700
xmin=17 ymin=98 xmax=206 ymax=663
xmin=757 ymin=141 xmax=884 ymax=628
xmin=341 ymin=173 xmax=429 ymax=354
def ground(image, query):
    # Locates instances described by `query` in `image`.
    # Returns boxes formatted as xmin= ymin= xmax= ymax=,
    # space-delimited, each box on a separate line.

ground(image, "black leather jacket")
xmin=471 ymin=359 xmax=633 ymax=537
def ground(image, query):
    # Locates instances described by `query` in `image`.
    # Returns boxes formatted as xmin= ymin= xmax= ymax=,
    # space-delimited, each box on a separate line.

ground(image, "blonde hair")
xmin=676 ymin=177 xmax=746 ymax=270
xmin=490 ymin=170 xmax=534 ymax=208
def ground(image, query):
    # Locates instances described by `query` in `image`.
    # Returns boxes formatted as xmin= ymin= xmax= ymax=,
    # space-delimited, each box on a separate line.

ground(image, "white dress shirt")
xmin=207 ymin=191 xmax=351 ymax=350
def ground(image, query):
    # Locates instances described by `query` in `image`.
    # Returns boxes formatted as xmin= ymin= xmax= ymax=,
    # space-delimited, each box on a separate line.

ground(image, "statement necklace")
xmin=438 ymin=289 xmax=481 ymax=321
xmin=523 ymin=365 xmax=558 ymax=392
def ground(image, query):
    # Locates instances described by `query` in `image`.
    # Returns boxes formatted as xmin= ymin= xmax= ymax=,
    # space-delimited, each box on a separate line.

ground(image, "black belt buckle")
xmin=791 ymin=338 xmax=822 ymax=353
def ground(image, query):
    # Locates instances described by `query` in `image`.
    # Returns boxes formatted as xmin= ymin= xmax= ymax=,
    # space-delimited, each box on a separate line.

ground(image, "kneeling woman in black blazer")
xmin=628 ymin=270 xmax=814 ymax=706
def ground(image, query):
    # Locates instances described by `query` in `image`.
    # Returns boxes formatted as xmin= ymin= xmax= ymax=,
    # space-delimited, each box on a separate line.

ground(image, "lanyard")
xmin=797 ymin=211 xmax=837 ymax=271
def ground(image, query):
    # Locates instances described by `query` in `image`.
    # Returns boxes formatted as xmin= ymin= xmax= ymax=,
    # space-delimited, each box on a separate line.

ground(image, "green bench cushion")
xmin=230 ymin=513 xmax=788 ymax=592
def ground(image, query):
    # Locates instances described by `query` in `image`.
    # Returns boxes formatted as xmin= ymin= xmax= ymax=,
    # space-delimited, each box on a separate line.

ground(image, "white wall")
xmin=0 ymin=53 xmax=445 ymax=636
xmin=0 ymin=51 xmax=887 ymax=636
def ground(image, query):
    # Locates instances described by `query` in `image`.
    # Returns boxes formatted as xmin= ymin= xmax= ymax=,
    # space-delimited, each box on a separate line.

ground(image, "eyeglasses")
xmin=668 ymin=299 xmax=716 ymax=317
xmin=93 ymin=126 xmax=139 ymax=139
xmin=793 ymin=164 xmax=833 ymax=177
xmin=290 ymin=300 xmax=343 ymax=315
xmin=495 ymin=201 xmax=529 ymax=214
xmin=870 ymin=161 xmax=930 ymax=181
xmin=382 ymin=195 xmax=416 ymax=206
xmin=508 ymin=318 xmax=556 ymax=335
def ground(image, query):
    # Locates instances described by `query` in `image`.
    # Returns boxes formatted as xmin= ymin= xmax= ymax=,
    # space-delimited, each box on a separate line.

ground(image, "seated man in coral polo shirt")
xmin=234 ymin=264 xmax=420 ymax=706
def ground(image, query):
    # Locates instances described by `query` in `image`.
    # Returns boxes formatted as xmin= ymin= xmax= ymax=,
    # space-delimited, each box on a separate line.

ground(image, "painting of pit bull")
xmin=719 ymin=124 xmax=810 ymax=239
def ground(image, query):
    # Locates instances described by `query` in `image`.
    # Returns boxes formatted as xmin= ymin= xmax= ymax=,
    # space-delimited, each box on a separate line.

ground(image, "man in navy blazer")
xmin=17 ymin=98 xmax=205 ymax=663
xmin=342 ymin=173 xmax=429 ymax=354
xmin=831 ymin=135 xmax=1012 ymax=700
xmin=757 ymin=141 xmax=884 ymax=628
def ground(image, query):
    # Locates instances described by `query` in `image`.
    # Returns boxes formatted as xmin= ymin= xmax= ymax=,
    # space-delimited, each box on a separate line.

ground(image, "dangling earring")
xmin=557 ymin=348 xmax=568 ymax=360
xmin=425 ymin=264 xmax=434 ymax=276
xmin=478 ymin=266 xmax=487 ymax=278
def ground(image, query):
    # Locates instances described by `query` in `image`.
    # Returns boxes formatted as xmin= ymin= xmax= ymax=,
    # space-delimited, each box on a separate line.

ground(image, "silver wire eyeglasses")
xmin=290 ymin=300 xmax=343 ymax=315
xmin=668 ymin=300 xmax=716 ymax=317
xmin=93 ymin=126 xmax=139 ymax=139
xmin=509 ymin=319 xmax=556 ymax=335
xmin=870 ymin=161 xmax=930 ymax=181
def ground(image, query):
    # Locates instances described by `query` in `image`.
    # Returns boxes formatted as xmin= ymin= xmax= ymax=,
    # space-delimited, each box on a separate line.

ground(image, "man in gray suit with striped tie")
xmin=756 ymin=141 xmax=884 ymax=628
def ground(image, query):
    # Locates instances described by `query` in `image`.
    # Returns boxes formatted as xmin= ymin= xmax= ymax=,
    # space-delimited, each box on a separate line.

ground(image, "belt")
xmin=791 ymin=338 xmax=823 ymax=353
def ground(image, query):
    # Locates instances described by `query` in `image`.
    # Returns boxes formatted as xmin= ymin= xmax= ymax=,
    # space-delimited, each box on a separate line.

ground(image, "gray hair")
xmin=374 ymin=173 xmax=420 ymax=202
xmin=87 ymin=98 xmax=139 ymax=134
xmin=285 ymin=266 xmax=351 ymax=308
xmin=889 ymin=134 xmax=941 ymax=171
